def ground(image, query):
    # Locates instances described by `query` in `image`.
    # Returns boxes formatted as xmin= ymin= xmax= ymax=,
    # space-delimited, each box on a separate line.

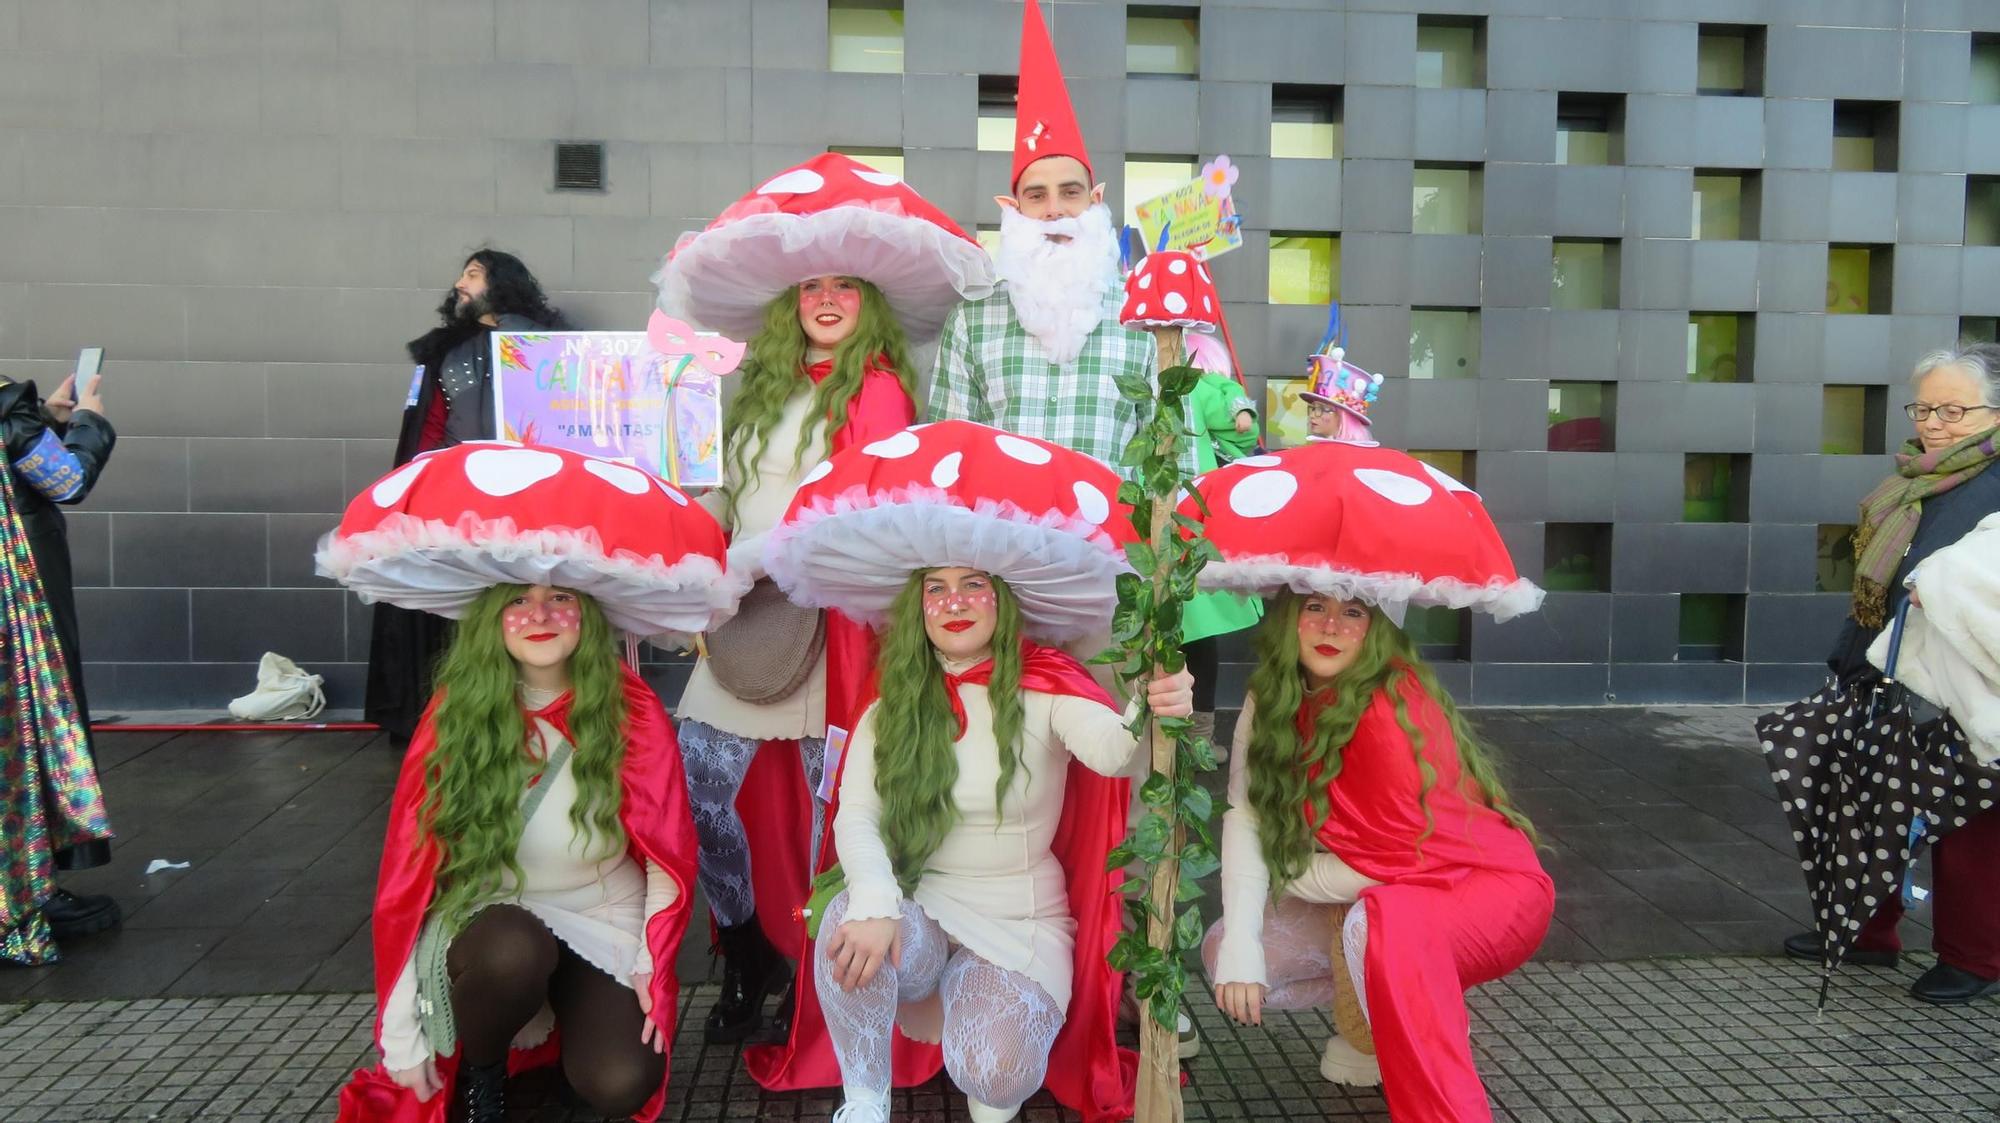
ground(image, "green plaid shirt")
xmin=927 ymin=285 xmax=1194 ymax=473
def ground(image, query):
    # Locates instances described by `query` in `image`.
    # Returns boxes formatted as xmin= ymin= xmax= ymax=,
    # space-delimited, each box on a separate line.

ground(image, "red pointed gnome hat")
xmin=1013 ymin=0 xmax=1092 ymax=189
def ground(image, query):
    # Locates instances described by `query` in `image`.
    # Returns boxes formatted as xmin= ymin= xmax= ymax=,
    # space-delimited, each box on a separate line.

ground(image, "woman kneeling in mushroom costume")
xmin=319 ymin=442 xmax=742 ymax=1123
xmin=755 ymin=420 xmax=1191 ymax=1123
xmin=1191 ymin=442 xmax=1554 ymax=1123
xmin=653 ymin=152 xmax=996 ymax=1043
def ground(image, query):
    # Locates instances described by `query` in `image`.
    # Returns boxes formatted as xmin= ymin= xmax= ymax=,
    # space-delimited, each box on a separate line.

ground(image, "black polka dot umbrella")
xmin=1756 ymin=616 xmax=2000 ymax=1007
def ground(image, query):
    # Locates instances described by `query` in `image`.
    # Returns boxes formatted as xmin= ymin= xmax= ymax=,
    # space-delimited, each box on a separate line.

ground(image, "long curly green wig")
xmin=420 ymin=584 xmax=631 ymax=935
xmin=869 ymin=570 xmax=1026 ymax=895
xmin=1244 ymin=592 xmax=1537 ymax=890
xmin=717 ymin=278 xmax=914 ymax=524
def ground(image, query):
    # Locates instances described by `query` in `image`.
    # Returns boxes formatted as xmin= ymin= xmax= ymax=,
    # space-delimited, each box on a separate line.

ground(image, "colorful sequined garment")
xmin=0 ymin=446 xmax=112 ymax=965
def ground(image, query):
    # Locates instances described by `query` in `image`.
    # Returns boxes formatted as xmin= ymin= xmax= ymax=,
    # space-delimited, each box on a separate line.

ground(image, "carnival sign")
xmin=1132 ymin=155 xmax=1245 ymax=261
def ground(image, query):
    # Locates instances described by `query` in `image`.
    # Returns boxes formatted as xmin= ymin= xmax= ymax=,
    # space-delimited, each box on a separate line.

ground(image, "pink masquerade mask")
xmin=647 ymin=310 xmax=746 ymax=377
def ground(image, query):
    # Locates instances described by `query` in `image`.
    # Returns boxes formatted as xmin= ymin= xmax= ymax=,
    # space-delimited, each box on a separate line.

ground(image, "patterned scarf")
xmin=0 ymin=447 xmax=112 ymax=965
xmin=1851 ymin=425 xmax=2000 ymax=629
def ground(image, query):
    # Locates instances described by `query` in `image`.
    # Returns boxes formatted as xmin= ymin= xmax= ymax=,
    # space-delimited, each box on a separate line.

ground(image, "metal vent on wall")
xmin=554 ymin=142 xmax=605 ymax=191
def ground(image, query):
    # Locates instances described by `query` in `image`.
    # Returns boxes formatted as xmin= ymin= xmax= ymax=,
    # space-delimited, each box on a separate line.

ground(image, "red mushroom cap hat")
xmin=653 ymin=152 xmax=995 ymax=343
xmin=314 ymin=441 xmax=749 ymax=639
xmin=762 ymin=420 xmax=1138 ymax=643
xmin=1119 ymin=251 xmax=1221 ymax=333
xmin=1177 ymin=442 xmax=1543 ymax=622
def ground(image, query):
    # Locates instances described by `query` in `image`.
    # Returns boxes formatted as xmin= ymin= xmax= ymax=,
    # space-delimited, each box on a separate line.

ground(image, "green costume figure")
xmin=1180 ymin=332 xmax=1263 ymax=755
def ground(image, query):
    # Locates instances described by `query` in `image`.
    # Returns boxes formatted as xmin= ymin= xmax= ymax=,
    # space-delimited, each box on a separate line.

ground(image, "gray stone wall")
xmin=5 ymin=0 xmax=1996 ymax=710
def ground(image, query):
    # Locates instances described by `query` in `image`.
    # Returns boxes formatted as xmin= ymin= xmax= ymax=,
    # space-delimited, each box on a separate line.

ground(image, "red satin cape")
xmin=736 ymin=361 xmax=912 ymax=955
xmin=335 ymin=667 xmax=700 ymax=1123
xmin=1302 ymin=675 xmax=1554 ymax=1123
xmin=745 ymin=642 xmax=1139 ymax=1123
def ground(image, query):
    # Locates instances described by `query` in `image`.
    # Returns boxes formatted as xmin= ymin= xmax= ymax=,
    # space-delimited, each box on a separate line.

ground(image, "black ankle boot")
xmin=452 ymin=1060 xmax=506 ymax=1123
xmin=750 ymin=976 xmax=798 ymax=1046
xmin=705 ymin=915 xmax=792 ymax=1044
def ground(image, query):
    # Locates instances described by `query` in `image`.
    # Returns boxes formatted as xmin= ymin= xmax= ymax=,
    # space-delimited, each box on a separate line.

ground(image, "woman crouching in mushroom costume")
xmin=319 ymin=443 xmax=742 ymax=1123
xmin=653 ymin=153 xmax=996 ymax=1043
xmin=760 ymin=421 xmax=1191 ymax=1123
xmin=1190 ymin=441 xmax=1553 ymax=1123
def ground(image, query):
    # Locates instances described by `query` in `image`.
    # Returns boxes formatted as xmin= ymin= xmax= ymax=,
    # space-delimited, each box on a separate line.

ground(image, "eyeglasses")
xmin=1305 ymin=403 xmax=1334 ymax=418
xmin=1905 ymin=403 xmax=1996 ymax=424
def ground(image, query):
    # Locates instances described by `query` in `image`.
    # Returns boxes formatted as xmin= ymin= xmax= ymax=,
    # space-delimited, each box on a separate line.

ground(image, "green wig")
xmin=717 ymin=278 xmax=914 ymax=524
xmin=868 ymin=570 xmax=1026 ymax=895
xmin=1243 ymin=591 xmax=1538 ymax=890
xmin=419 ymin=584 xmax=632 ymax=935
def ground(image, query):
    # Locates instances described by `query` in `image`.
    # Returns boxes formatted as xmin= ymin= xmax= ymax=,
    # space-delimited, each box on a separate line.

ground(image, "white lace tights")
xmin=1202 ymin=894 xmax=1369 ymax=1020
xmin=815 ymin=891 xmax=1065 ymax=1113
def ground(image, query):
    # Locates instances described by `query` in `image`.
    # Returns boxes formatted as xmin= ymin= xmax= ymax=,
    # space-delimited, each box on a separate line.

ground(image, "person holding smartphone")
xmin=0 ymin=358 xmax=122 ymax=958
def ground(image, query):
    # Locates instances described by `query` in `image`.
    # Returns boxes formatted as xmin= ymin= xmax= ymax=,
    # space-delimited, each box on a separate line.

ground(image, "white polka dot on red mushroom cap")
xmin=1418 ymin=461 xmax=1475 ymax=494
xmin=1133 ymin=301 xmax=1148 ymax=317
xmin=1229 ymin=470 xmax=1298 ymax=517
xmin=465 ymin=448 xmax=564 ymax=497
xmin=801 ymin=459 xmax=835 ymax=485
xmin=1073 ymin=480 xmax=1111 ymax=523
xmin=1196 ymin=264 xmax=1212 ymax=283
xmin=757 ymin=168 xmax=824 ymax=194
xmin=1202 ymin=295 xmax=1213 ymax=312
xmin=931 ymin=451 xmax=962 ymax=487
xmin=582 ymin=459 xmax=651 ymax=495
xmin=1353 ymin=467 xmax=1434 ymax=507
xmin=853 ymin=169 xmax=902 ymax=186
xmin=1232 ymin=455 xmax=1282 ymax=468
xmin=1168 ymin=258 xmax=1188 ymax=274
xmin=862 ymin=431 xmax=921 ymax=459
xmin=371 ymin=460 xmax=428 ymax=507
xmin=994 ymin=434 xmax=1053 ymax=464
xmin=1137 ymin=272 xmax=1154 ymax=290
xmin=1164 ymin=291 xmax=1188 ymax=315
xmin=653 ymin=478 xmax=690 ymax=506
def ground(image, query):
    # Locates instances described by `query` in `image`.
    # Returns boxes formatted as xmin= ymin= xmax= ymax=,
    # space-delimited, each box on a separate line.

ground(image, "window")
xmin=828 ymin=0 xmax=904 ymax=74
xmin=1683 ymin=455 xmax=1748 ymax=522
xmin=1556 ymin=93 xmax=1623 ymax=166
xmin=1678 ymin=595 xmax=1743 ymax=662
xmin=830 ymin=147 xmax=904 ymax=179
xmin=1833 ymin=101 xmax=1898 ymax=172
xmin=977 ymin=75 xmax=1017 ymax=154
xmin=1968 ymin=177 xmax=2000 ymax=246
xmin=1544 ymin=523 xmax=1612 ymax=592
xmin=1548 ymin=382 xmax=1615 ymax=452
xmin=1409 ymin=449 xmax=1475 ymax=488
xmin=1127 ymin=6 xmax=1198 ymax=77
xmin=1271 ymin=85 xmax=1342 ymax=160
xmin=1827 ymin=244 xmax=1891 ymax=315
xmin=976 ymin=224 xmax=1001 ymax=259
xmin=1697 ymin=25 xmax=1763 ymax=96
xmin=1413 ymin=164 xmax=1482 ymax=235
xmin=1822 ymin=385 xmax=1887 ymax=456
xmin=1964 ymin=316 xmax=2000 ymax=344
xmin=1553 ymin=239 xmax=1620 ymax=310
xmin=1415 ymin=17 xmax=1482 ymax=89
xmin=1816 ymin=525 xmax=1857 ymax=593
xmin=1693 ymin=172 xmax=1756 ymax=240
xmin=1123 ymin=156 xmax=1197 ymax=228
xmin=1974 ymin=35 xmax=2000 ymax=104
xmin=1403 ymin=606 xmax=1470 ymax=661
xmin=1268 ymin=233 xmax=1339 ymax=305
xmin=1410 ymin=309 xmax=1480 ymax=380
xmin=1264 ymin=377 xmax=1313 ymax=448
xmin=1687 ymin=313 xmax=1752 ymax=383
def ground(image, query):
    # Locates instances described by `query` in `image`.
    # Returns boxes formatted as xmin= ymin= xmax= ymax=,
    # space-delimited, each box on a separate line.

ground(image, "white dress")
xmin=832 ymin=655 xmax=1143 ymax=1008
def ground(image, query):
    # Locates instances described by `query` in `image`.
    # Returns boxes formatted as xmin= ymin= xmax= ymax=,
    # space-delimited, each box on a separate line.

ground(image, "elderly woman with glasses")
xmin=1781 ymin=340 xmax=2000 ymax=1006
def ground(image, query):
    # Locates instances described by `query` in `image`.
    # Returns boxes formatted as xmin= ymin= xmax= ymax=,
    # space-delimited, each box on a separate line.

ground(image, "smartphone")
xmin=76 ymin=347 xmax=104 ymax=384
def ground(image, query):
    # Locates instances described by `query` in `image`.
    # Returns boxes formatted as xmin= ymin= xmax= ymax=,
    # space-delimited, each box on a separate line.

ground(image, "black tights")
xmin=447 ymin=904 xmax=665 ymax=1118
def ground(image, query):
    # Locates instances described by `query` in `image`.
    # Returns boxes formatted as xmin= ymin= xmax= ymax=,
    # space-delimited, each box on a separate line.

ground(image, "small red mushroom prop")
xmin=1176 ymin=442 xmax=1543 ymax=621
xmin=762 ymin=420 xmax=1137 ymax=642
xmin=653 ymin=151 xmax=996 ymax=342
xmin=1120 ymin=250 xmax=1222 ymax=335
xmin=315 ymin=441 xmax=747 ymax=639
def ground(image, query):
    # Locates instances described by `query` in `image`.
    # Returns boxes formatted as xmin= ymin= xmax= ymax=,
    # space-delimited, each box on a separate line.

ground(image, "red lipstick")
xmin=524 ymin=632 xmax=559 ymax=642
xmin=943 ymin=620 xmax=975 ymax=633
xmin=1314 ymin=643 xmax=1339 ymax=657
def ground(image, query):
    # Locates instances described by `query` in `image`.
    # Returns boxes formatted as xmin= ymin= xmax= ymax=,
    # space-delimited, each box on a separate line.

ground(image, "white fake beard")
xmin=995 ymin=203 xmax=1120 ymax=365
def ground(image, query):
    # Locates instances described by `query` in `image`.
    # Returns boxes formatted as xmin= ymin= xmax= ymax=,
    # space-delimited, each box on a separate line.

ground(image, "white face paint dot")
xmin=994 ymin=433 xmax=1053 ymax=465
xmin=1163 ymin=291 xmax=1188 ymax=315
xmin=1138 ymin=272 xmax=1154 ymax=290
xmin=801 ymin=459 xmax=836 ymax=485
xmin=1073 ymin=480 xmax=1111 ymax=524
xmin=1233 ymin=455 xmax=1283 ymax=468
xmin=582 ymin=459 xmax=650 ymax=495
xmin=930 ymin=451 xmax=963 ymax=487
xmin=464 ymin=448 xmax=564 ymax=497
xmin=1353 ymin=467 xmax=1434 ymax=507
xmin=1228 ymin=470 xmax=1298 ymax=518
xmin=1418 ymin=461 xmax=1475 ymax=494
xmin=1167 ymin=257 xmax=1189 ymax=275
xmin=757 ymin=168 xmax=825 ymax=195
xmin=861 ymin=431 xmax=921 ymax=459
xmin=370 ymin=459 xmax=429 ymax=507
xmin=853 ymin=169 xmax=902 ymax=186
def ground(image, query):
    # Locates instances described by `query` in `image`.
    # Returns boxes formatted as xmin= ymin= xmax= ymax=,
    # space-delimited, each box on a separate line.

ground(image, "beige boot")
xmin=965 ymin=1096 xmax=1020 ymax=1123
xmin=1322 ymin=903 xmax=1381 ymax=1087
